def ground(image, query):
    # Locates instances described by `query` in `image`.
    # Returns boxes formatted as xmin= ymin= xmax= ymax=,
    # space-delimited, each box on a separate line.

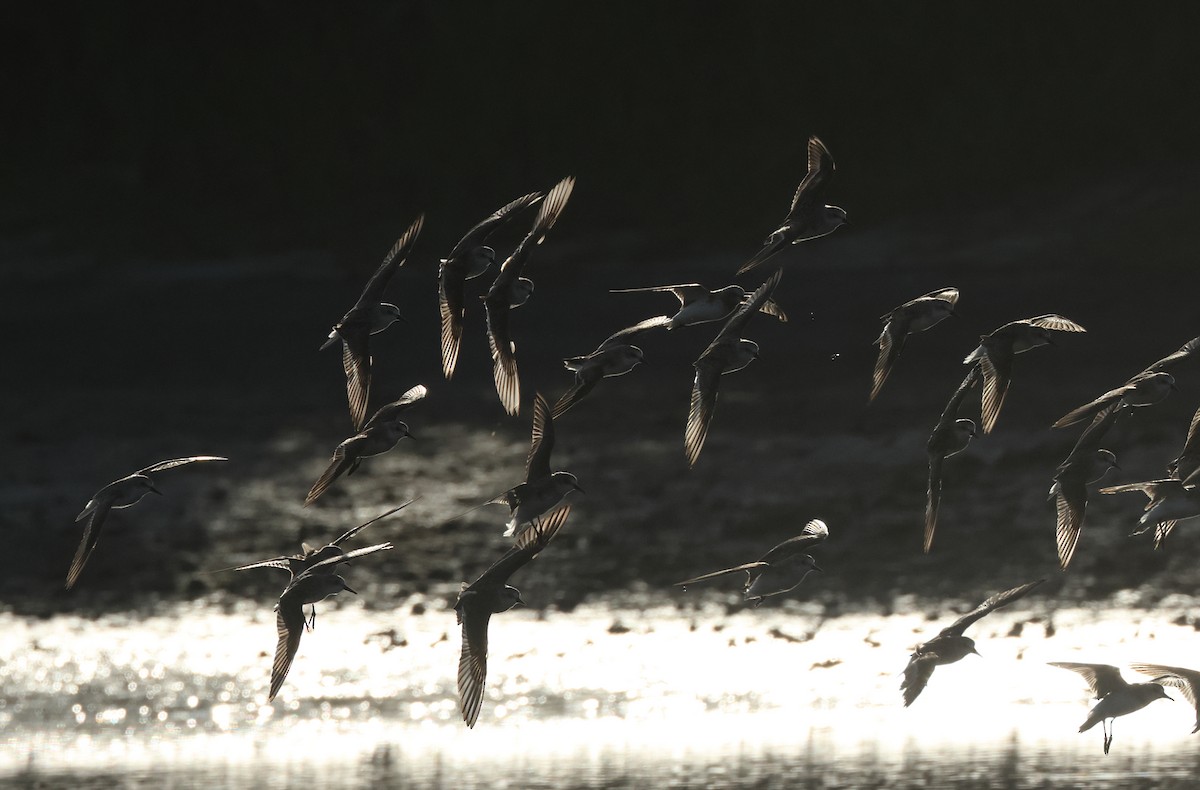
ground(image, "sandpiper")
xmin=552 ymin=316 xmax=672 ymax=419
xmin=454 ymin=507 xmax=570 ymax=727
xmin=738 ymin=135 xmax=847 ymax=275
xmin=924 ymin=366 xmax=980 ymax=553
xmin=1168 ymin=404 xmax=1200 ymax=483
xmin=439 ymin=191 xmax=543 ymax=380
xmin=67 ymin=456 xmax=227 ymax=589
xmin=1099 ymin=477 xmax=1200 ymax=549
xmin=1053 ymin=371 xmax=1178 ymax=429
xmin=675 ymin=519 xmax=828 ymax=606
xmin=901 ymin=579 xmax=1044 ymax=706
xmin=268 ymin=543 xmax=392 ymax=701
xmin=686 ymin=269 xmax=782 ymax=466
xmin=322 ymin=215 xmax=424 ymax=430
xmin=872 ymin=287 xmax=959 ymax=403
xmin=1049 ymin=662 xmax=1172 ymax=754
xmin=609 ymin=282 xmax=787 ymax=329
xmin=491 ymin=393 xmax=582 ymax=544
xmin=305 ymin=418 xmax=414 ymax=506
xmin=962 ymin=314 xmax=1086 ymax=434
xmin=485 ymin=177 xmax=575 ymax=415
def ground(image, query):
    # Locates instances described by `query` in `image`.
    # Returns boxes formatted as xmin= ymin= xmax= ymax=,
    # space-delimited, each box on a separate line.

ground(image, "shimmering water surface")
xmin=5 ymin=595 xmax=1199 ymax=788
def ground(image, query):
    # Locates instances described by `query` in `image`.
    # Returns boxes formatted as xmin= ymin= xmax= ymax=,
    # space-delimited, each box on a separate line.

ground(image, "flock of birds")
xmin=63 ymin=135 xmax=1200 ymax=749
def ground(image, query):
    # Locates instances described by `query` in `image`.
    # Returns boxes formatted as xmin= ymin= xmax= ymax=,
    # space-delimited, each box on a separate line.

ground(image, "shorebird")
xmin=675 ymin=518 xmax=828 ymax=606
xmin=322 ymin=215 xmax=424 ymax=430
xmin=1098 ymin=477 xmax=1200 ymax=549
xmin=305 ymin=412 xmax=416 ymax=506
xmin=686 ymin=269 xmax=782 ymax=466
xmin=871 ymin=287 xmax=959 ymax=403
xmin=609 ymin=282 xmax=787 ymax=329
xmin=1168 ymin=404 xmax=1200 ymax=483
xmin=1049 ymin=404 xmax=1121 ymax=569
xmin=269 ymin=543 xmax=392 ymax=701
xmin=491 ymin=393 xmax=582 ymax=543
xmin=218 ymin=500 xmax=413 ymax=578
xmin=901 ymin=579 xmax=1044 ymax=706
xmin=962 ymin=314 xmax=1087 ymax=434
xmin=485 ymin=177 xmax=575 ymax=415
xmin=439 ymin=191 xmax=543 ymax=380
xmin=67 ymin=456 xmax=227 ymax=589
xmin=924 ymin=365 xmax=980 ymax=553
xmin=455 ymin=506 xmax=570 ymax=727
xmin=1130 ymin=663 xmax=1200 ymax=734
xmin=738 ymin=135 xmax=847 ymax=275
xmin=552 ymin=316 xmax=671 ymax=419
xmin=1049 ymin=662 xmax=1173 ymax=754
xmin=1055 ymin=335 xmax=1198 ymax=430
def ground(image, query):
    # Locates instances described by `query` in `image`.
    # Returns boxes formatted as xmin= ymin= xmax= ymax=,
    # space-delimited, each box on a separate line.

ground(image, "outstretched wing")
xmin=457 ymin=604 xmax=492 ymax=728
xmin=759 ymin=519 xmax=829 ymax=562
xmin=354 ymin=214 xmax=425 ymax=309
xmin=137 ymin=456 xmax=228 ymax=475
xmin=936 ymin=365 xmax=982 ymax=432
xmin=1048 ymin=662 xmax=1128 ymax=699
xmin=1143 ymin=335 xmax=1200 ymax=375
xmin=1025 ymin=314 xmax=1087 ymax=333
xmin=901 ymin=653 xmax=940 ymax=707
xmin=924 ymin=454 xmax=944 ymax=554
xmin=685 ymin=360 xmax=722 ymax=467
xmin=526 ymin=393 xmax=555 ymax=481
xmin=710 ymin=269 xmax=783 ymax=349
xmin=363 ymin=385 xmax=428 ymax=431
xmin=331 ymin=499 xmax=416 ymax=546
xmin=674 ymin=561 xmax=768 ymax=588
xmin=446 ymin=191 xmax=544 ymax=261
xmin=305 ymin=442 xmax=353 ymax=506
xmin=941 ymin=579 xmax=1045 ymax=637
xmin=65 ymin=499 xmax=114 ymax=590
xmin=551 ymin=376 xmax=598 ymax=420
xmin=268 ymin=603 xmax=306 ymax=701
xmin=596 ymin=315 xmax=672 ymax=352
xmin=514 ymin=502 xmax=572 ymax=551
xmin=341 ymin=333 xmax=372 ymax=431
xmin=787 ymin=134 xmax=836 ymax=218
xmin=1053 ymin=476 xmax=1087 ymax=571
xmin=1130 ymin=663 xmax=1200 ymax=729
xmin=978 ymin=344 xmax=1013 ymax=434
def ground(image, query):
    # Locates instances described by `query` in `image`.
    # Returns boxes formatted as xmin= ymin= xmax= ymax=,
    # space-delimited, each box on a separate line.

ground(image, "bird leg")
xmin=306 ymin=605 xmax=317 ymax=632
xmin=1102 ymin=718 xmax=1113 ymax=755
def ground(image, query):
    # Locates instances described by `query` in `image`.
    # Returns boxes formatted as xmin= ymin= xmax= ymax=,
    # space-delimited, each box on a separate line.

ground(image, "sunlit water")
xmin=4 ymin=594 xmax=1200 ymax=788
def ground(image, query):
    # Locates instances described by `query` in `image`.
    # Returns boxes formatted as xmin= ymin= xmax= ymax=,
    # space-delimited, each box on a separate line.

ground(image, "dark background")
xmin=4 ymin=4 xmax=1200 ymax=614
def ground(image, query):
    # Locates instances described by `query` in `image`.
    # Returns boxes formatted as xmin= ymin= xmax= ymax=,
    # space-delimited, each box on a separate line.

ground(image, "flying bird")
xmin=1130 ymin=663 xmax=1200 ymax=734
xmin=439 ymin=191 xmax=543 ymax=380
xmin=1049 ymin=662 xmax=1173 ymax=754
xmin=924 ymin=365 xmax=981 ymax=553
xmin=962 ymin=314 xmax=1087 ymax=434
xmin=610 ymin=282 xmax=787 ymax=329
xmin=360 ymin=384 xmax=428 ymax=432
xmin=218 ymin=500 xmax=413 ymax=577
xmin=1054 ymin=336 xmax=1197 ymax=429
xmin=485 ymin=177 xmax=575 ymax=415
xmin=490 ymin=393 xmax=582 ymax=543
xmin=1049 ymin=404 xmax=1121 ymax=570
xmin=67 ymin=456 xmax=227 ymax=589
xmin=454 ymin=506 xmax=570 ymax=728
xmin=675 ymin=518 xmax=828 ymax=606
xmin=322 ymin=215 xmax=424 ymax=430
xmin=1099 ymin=477 xmax=1200 ymax=549
xmin=269 ymin=543 xmax=393 ymax=701
xmin=739 ymin=135 xmax=848 ymax=275
xmin=686 ymin=269 xmax=783 ymax=466
xmin=305 ymin=413 xmax=416 ymax=506
xmin=901 ymin=579 xmax=1045 ymax=706
xmin=871 ymin=287 xmax=959 ymax=403
xmin=552 ymin=316 xmax=672 ymax=419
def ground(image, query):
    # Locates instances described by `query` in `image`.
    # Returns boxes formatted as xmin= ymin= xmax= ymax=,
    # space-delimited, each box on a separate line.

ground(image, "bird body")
xmin=739 ymin=135 xmax=847 ymax=275
xmin=675 ymin=519 xmax=828 ymax=606
xmin=924 ymin=366 xmax=980 ymax=553
xmin=305 ymin=420 xmax=413 ymax=506
xmin=1130 ymin=663 xmax=1200 ymax=734
xmin=324 ymin=215 xmax=424 ymax=430
xmin=1099 ymin=477 xmax=1200 ymax=548
xmin=1050 ymin=662 xmax=1172 ymax=754
xmin=552 ymin=316 xmax=670 ymax=418
xmin=610 ymin=283 xmax=787 ymax=329
xmin=871 ymin=287 xmax=959 ymax=402
xmin=901 ymin=580 xmax=1044 ymax=706
xmin=686 ymin=269 xmax=782 ymax=466
xmin=67 ymin=456 xmax=227 ymax=589
xmin=963 ymin=314 xmax=1086 ymax=433
xmin=455 ymin=507 xmax=569 ymax=727
xmin=492 ymin=393 xmax=581 ymax=542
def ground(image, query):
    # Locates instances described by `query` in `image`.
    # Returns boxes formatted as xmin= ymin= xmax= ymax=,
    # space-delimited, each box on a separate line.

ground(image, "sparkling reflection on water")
xmin=4 ymin=595 xmax=1200 ymax=788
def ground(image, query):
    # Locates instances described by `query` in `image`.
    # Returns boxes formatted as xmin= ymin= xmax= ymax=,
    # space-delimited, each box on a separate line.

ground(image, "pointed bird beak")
xmin=344 ymin=584 xmax=358 ymax=595
xmin=149 ymin=485 xmax=163 ymax=496
xmin=515 ymin=594 xmax=527 ymax=608
xmin=811 ymin=560 xmax=823 ymax=572
xmin=971 ymin=648 xmax=981 ymax=657
xmin=405 ymin=430 xmax=417 ymax=441
xmin=573 ymin=483 xmax=585 ymax=494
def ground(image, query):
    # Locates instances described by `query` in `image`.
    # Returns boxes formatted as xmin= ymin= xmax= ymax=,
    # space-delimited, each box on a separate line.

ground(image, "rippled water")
xmin=4 ymin=593 xmax=1200 ymax=787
